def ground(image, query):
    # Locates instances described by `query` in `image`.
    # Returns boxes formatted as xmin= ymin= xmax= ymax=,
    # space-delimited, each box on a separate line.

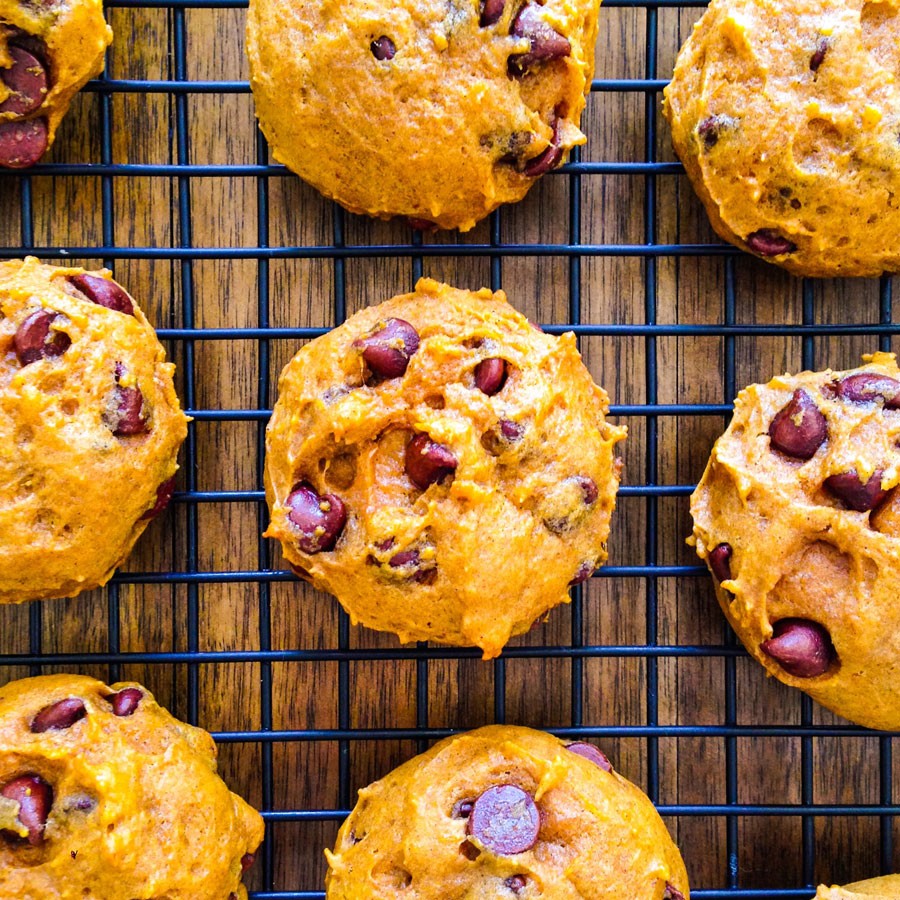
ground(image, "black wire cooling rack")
xmin=1 ymin=1 xmax=899 ymax=897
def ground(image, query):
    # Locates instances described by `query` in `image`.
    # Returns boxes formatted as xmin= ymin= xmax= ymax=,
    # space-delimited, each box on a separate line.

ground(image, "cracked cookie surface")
xmin=325 ymin=725 xmax=689 ymax=900
xmin=246 ymin=0 xmax=600 ymax=231
xmin=691 ymin=352 xmax=900 ymax=730
xmin=0 ymin=674 xmax=264 ymax=900
xmin=0 ymin=257 xmax=188 ymax=604
xmin=663 ymin=0 xmax=900 ymax=277
xmin=264 ymin=278 xmax=625 ymax=658
xmin=0 ymin=0 xmax=112 ymax=167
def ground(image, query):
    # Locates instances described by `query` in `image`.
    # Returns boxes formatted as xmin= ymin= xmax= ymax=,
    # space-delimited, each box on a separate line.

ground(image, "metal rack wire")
xmin=1 ymin=0 xmax=898 ymax=897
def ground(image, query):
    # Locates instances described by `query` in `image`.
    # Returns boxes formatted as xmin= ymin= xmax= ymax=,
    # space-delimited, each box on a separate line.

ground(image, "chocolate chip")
xmin=824 ymin=469 xmax=888 ymax=512
xmin=354 ymin=318 xmax=420 ymax=379
xmin=14 ymin=309 xmax=70 ymax=366
xmin=575 ymin=476 xmax=598 ymax=506
xmin=523 ymin=116 xmax=563 ymax=177
xmin=6 ymin=30 xmax=49 ymax=69
xmin=810 ymin=36 xmax=829 ymax=72
xmin=500 ymin=419 xmax=525 ymax=441
xmin=387 ymin=547 xmax=437 ymax=584
xmin=106 ymin=364 xmax=148 ymax=436
xmin=566 ymin=742 xmax=612 ymax=771
xmin=0 ymin=116 xmax=47 ymax=168
xmin=68 ymin=795 xmax=96 ymax=812
xmin=761 ymin=618 xmax=835 ymax=678
xmin=833 ymin=373 xmax=900 ymax=409
xmin=108 ymin=688 xmax=142 ymax=717
xmin=370 ymin=36 xmax=395 ymax=60
xmin=697 ymin=115 xmax=732 ymax=149
xmin=505 ymin=875 xmax=527 ymax=894
xmin=452 ymin=798 xmax=474 ymax=818
xmin=31 ymin=697 xmax=86 ymax=732
xmin=140 ymin=477 xmax=177 ymax=521
xmin=286 ymin=482 xmax=347 ymax=553
xmin=480 ymin=0 xmax=505 ymax=26
xmin=241 ymin=852 xmax=256 ymax=871
xmin=481 ymin=418 xmax=526 ymax=455
xmin=474 ymin=357 xmax=508 ymax=395
xmin=569 ymin=561 xmax=595 ymax=586
xmin=405 ymin=434 xmax=458 ymax=490
xmin=466 ymin=784 xmax=540 ymax=856
xmin=406 ymin=217 xmax=438 ymax=232
xmin=508 ymin=2 xmax=571 ymax=75
xmin=0 ymin=46 xmax=47 ymax=117
xmin=68 ymin=273 xmax=135 ymax=316
xmin=708 ymin=543 xmax=733 ymax=583
xmin=746 ymin=229 xmax=797 ymax=257
xmin=1 ymin=774 xmax=52 ymax=846
xmin=543 ymin=475 xmax=598 ymax=533
xmin=460 ymin=839 xmax=481 ymax=860
xmin=664 ymin=884 xmax=686 ymax=900
xmin=389 ymin=549 xmax=419 ymax=568
xmin=768 ymin=389 xmax=827 ymax=459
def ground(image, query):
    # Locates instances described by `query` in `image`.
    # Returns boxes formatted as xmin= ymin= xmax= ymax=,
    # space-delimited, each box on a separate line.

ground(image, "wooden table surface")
xmin=0 ymin=2 xmax=897 ymax=896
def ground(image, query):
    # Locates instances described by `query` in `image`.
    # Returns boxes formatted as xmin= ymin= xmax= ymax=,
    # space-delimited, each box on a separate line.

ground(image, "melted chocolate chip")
xmin=466 ymin=785 xmax=540 ymax=856
xmin=286 ymin=482 xmax=347 ymax=553
xmin=405 ymin=434 xmax=458 ymax=490
xmin=370 ymin=36 xmax=395 ymax=60
xmin=31 ymin=698 xmax=86 ymax=733
xmin=768 ymin=389 xmax=827 ymax=459
xmin=760 ymin=619 xmax=835 ymax=678
xmin=746 ymin=229 xmax=797 ymax=257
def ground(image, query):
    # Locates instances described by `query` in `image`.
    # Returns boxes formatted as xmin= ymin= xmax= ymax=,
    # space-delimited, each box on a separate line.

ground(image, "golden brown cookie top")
xmin=663 ymin=0 xmax=900 ymax=277
xmin=246 ymin=0 xmax=599 ymax=230
xmin=0 ymin=0 xmax=112 ymax=167
xmin=326 ymin=725 xmax=688 ymax=900
xmin=0 ymin=257 xmax=188 ymax=604
xmin=264 ymin=278 xmax=625 ymax=657
xmin=691 ymin=352 xmax=900 ymax=729
xmin=0 ymin=674 xmax=264 ymax=899
xmin=816 ymin=876 xmax=900 ymax=899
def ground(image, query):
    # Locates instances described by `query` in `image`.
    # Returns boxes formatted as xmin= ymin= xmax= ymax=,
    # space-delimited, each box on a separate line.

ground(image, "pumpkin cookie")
xmin=325 ymin=725 xmax=689 ymax=900
xmin=691 ymin=352 xmax=900 ymax=730
xmin=246 ymin=0 xmax=600 ymax=231
xmin=264 ymin=278 xmax=625 ymax=658
xmin=663 ymin=0 xmax=900 ymax=277
xmin=0 ymin=0 xmax=112 ymax=168
xmin=0 ymin=674 xmax=264 ymax=899
xmin=815 ymin=876 xmax=900 ymax=899
xmin=0 ymin=257 xmax=189 ymax=604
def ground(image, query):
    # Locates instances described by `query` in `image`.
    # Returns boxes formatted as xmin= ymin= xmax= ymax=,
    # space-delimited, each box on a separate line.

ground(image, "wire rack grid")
xmin=0 ymin=0 xmax=898 ymax=897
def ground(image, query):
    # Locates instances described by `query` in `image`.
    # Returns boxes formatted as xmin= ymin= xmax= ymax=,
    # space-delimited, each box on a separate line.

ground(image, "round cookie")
xmin=690 ymin=351 xmax=900 ymax=730
xmin=0 ymin=674 xmax=264 ymax=899
xmin=0 ymin=0 xmax=112 ymax=168
xmin=0 ymin=257 xmax=189 ymax=604
xmin=816 ymin=877 xmax=900 ymax=899
xmin=325 ymin=725 xmax=689 ymax=900
xmin=663 ymin=0 xmax=900 ymax=277
xmin=246 ymin=0 xmax=599 ymax=231
xmin=264 ymin=278 xmax=626 ymax=658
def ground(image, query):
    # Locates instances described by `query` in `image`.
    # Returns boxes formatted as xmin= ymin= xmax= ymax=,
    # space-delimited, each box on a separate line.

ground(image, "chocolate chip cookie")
xmin=0 ymin=257 xmax=189 ymax=604
xmin=0 ymin=0 xmax=113 ymax=168
xmin=264 ymin=278 xmax=625 ymax=658
xmin=691 ymin=352 xmax=900 ymax=730
xmin=816 ymin=876 xmax=900 ymax=899
xmin=326 ymin=725 xmax=688 ymax=900
xmin=663 ymin=0 xmax=900 ymax=277
xmin=0 ymin=674 xmax=264 ymax=899
xmin=246 ymin=0 xmax=600 ymax=231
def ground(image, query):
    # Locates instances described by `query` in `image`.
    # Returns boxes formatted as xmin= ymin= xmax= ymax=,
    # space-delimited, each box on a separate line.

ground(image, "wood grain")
xmin=0 ymin=1 xmax=897 ymax=896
